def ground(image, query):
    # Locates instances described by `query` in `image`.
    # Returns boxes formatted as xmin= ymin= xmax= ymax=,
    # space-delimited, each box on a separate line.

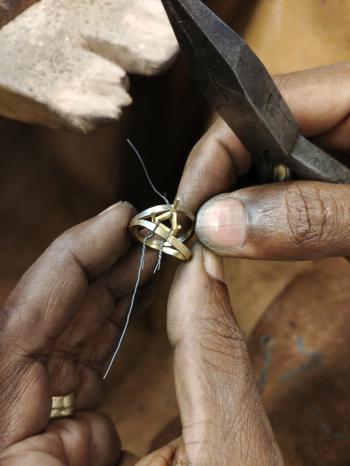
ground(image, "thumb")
xmin=167 ymin=245 xmax=283 ymax=466
xmin=195 ymin=181 xmax=350 ymax=260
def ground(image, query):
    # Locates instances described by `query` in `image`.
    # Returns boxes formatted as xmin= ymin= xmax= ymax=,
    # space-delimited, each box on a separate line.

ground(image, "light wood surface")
xmin=236 ymin=0 xmax=350 ymax=73
xmin=0 ymin=0 xmax=178 ymax=131
xmin=0 ymin=0 xmax=38 ymax=28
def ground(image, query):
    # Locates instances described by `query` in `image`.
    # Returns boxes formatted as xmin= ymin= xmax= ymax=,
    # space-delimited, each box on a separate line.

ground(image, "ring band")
xmin=50 ymin=393 xmax=74 ymax=418
xmin=131 ymin=218 xmax=192 ymax=261
xmin=129 ymin=199 xmax=195 ymax=261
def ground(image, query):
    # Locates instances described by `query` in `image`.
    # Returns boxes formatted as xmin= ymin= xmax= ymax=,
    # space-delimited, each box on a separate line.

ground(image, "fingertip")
xmin=202 ymin=247 xmax=226 ymax=284
xmin=196 ymin=195 xmax=247 ymax=254
xmin=97 ymin=200 xmax=137 ymax=219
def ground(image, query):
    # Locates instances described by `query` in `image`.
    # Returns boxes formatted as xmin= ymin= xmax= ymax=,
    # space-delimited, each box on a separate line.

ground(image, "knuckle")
xmin=284 ymin=183 xmax=342 ymax=248
xmin=49 ymin=229 xmax=84 ymax=268
xmin=50 ymin=229 xmax=74 ymax=255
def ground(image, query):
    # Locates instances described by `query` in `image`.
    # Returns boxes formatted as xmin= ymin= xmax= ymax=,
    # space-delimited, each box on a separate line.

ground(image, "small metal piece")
xmin=162 ymin=0 xmax=350 ymax=184
xmin=129 ymin=198 xmax=195 ymax=261
xmin=274 ymin=164 xmax=291 ymax=182
xmin=50 ymin=393 xmax=74 ymax=418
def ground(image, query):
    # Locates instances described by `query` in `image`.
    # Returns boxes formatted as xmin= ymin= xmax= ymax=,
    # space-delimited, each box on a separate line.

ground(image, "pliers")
xmin=161 ymin=0 xmax=350 ymax=184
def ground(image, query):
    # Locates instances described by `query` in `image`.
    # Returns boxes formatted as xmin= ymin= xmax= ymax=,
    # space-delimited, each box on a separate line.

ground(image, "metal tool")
xmin=162 ymin=0 xmax=350 ymax=184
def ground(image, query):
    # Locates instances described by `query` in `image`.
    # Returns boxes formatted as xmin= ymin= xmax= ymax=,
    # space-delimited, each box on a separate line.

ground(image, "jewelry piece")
xmin=50 ymin=393 xmax=74 ymax=419
xmin=129 ymin=198 xmax=195 ymax=261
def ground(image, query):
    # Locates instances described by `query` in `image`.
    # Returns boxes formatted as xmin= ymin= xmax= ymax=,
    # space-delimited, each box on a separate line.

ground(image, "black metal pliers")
xmin=162 ymin=0 xmax=350 ymax=184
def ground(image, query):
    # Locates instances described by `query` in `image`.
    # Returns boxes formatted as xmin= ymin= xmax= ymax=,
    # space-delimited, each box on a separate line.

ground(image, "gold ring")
xmin=50 ymin=393 xmax=74 ymax=419
xmin=129 ymin=198 xmax=195 ymax=261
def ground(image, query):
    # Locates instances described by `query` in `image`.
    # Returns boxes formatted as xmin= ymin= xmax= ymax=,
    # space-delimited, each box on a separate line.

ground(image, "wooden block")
xmin=0 ymin=0 xmax=178 ymax=132
xmin=0 ymin=0 xmax=38 ymax=28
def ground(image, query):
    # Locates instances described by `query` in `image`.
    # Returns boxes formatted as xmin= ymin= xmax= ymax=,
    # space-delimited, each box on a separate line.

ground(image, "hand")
xmin=0 ymin=206 xmax=283 ymax=466
xmin=0 ymin=202 xmax=158 ymax=465
xmin=136 ymin=246 xmax=283 ymax=465
xmin=178 ymin=62 xmax=350 ymax=260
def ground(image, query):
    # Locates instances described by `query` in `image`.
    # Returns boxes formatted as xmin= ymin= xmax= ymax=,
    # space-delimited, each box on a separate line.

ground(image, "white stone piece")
xmin=0 ymin=0 xmax=178 ymax=131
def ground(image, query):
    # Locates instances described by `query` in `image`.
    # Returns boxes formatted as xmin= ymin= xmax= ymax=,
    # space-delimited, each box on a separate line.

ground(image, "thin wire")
xmin=103 ymin=139 xmax=169 ymax=379
xmin=153 ymin=244 xmax=164 ymax=274
xmin=127 ymin=139 xmax=169 ymax=204
xmin=103 ymin=232 xmax=153 ymax=380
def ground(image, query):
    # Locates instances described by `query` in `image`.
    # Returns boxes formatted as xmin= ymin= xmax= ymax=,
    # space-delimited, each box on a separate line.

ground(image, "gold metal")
xmin=50 ymin=393 xmax=74 ymax=419
xmin=129 ymin=198 xmax=195 ymax=261
xmin=273 ymin=164 xmax=291 ymax=182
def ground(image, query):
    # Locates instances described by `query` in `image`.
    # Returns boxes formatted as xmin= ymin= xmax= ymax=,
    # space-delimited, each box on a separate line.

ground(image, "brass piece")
xmin=50 ymin=393 xmax=74 ymax=419
xmin=129 ymin=198 xmax=195 ymax=261
xmin=274 ymin=163 xmax=291 ymax=182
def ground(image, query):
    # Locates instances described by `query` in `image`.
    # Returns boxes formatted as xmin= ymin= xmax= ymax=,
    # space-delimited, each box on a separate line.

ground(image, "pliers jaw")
xmin=162 ymin=0 xmax=297 ymax=171
xmin=162 ymin=0 xmax=350 ymax=184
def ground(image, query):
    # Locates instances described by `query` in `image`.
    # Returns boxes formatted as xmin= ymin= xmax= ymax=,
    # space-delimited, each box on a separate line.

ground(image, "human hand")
xmin=178 ymin=62 xmax=350 ymax=260
xmin=135 ymin=245 xmax=283 ymax=465
xmin=2 ymin=61 xmax=349 ymax=465
xmin=0 ymin=204 xmax=283 ymax=466
xmin=0 ymin=202 xmax=158 ymax=466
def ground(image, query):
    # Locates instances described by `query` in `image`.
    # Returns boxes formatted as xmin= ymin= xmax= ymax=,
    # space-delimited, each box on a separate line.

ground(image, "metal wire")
xmin=127 ymin=139 xmax=169 ymax=204
xmin=103 ymin=140 xmax=168 ymax=379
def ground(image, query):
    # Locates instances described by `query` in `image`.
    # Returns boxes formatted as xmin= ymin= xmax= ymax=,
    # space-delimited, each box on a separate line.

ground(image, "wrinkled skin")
xmin=1 ymin=61 xmax=350 ymax=465
xmin=0 ymin=202 xmax=158 ymax=465
xmin=0 ymin=205 xmax=282 ymax=466
xmin=179 ymin=62 xmax=350 ymax=260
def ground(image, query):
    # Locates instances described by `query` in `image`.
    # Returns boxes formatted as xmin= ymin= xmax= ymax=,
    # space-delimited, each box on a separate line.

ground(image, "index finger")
xmin=2 ymin=202 xmax=136 ymax=355
xmin=177 ymin=117 xmax=251 ymax=212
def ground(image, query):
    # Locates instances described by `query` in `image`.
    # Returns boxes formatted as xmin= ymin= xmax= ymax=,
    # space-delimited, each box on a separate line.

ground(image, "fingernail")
xmin=202 ymin=248 xmax=225 ymax=284
xmin=98 ymin=203 xmax=119 ymax=216
xmin=196 ymin=197 xmax=247 ymax=249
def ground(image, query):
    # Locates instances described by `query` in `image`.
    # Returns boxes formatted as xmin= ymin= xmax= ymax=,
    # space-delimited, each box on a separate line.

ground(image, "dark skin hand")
xmin=0 ymin=202 xmax=160 ymax=465
xmin=0 ymin=61 xmax=349 ymax=465
xmin=0 ymin=205 xmax=282 ymax=466
xmin=178 ymin=61 xmax=350 ymax=260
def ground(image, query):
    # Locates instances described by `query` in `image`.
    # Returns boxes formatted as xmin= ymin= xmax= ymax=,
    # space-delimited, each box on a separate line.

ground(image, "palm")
xmin=0 ymin=203 xmax=156 ymax=465
xmin=0 ymin=203 xmax=284 ymax=466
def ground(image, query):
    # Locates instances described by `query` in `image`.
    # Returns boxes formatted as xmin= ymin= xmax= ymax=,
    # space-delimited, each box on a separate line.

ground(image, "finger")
xmin=3 ymin=201 xmax=136 ymax=355
xmin=276 ymin=62 xmax=350 ymax=140
xmin=74 ymin=282 xmax=158 ymax=409
xmin=57 ymin=246 xmax=158 ymax=349
xmin=135 ymin=438 xmax=181 ymax=466
xmin=314 ymin=114 xmax=350 ymax=153
xmin=0 ymin=202 xmax=135 ymax=446
xmin=53 ymin=412 xmax=120 ymax=466
xmin=196 ymin=181 xmax=350 ymax=260
xmin=0 ymin=412 xmax=120 ymax=466
xmin=119 ymin=451 xmax=140 ymax=466
xmin=167 ymin=245 xmax=283 ymax=465
xmin=47 ymin=280 xmax=157 ymax=406
xmin=177 ymin=62 xmax=350 ymax=212
xmin=177 ymin=117 xmax=251 ymax=212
